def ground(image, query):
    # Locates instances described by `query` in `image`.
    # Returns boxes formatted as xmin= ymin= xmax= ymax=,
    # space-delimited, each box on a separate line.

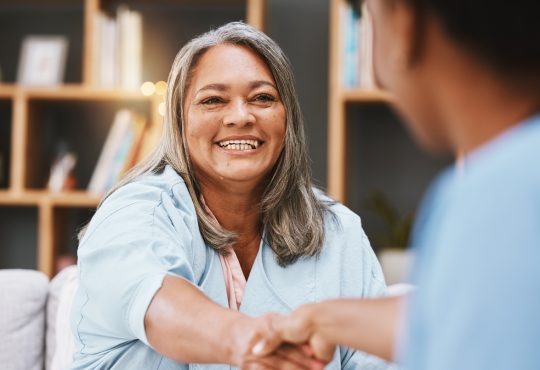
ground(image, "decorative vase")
xmin=379 ymin=248 xmax=413 ymax=286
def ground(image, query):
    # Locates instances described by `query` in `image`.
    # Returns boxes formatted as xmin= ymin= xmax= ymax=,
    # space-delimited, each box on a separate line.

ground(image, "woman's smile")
xmin=216 ymin=135 xmax=264 ymax=151
xmin=184 ymin=43 xmax=286 ymax=186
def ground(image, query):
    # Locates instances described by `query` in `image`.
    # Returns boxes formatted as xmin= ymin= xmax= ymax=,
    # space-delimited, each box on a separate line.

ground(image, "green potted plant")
xmin=364 ymin=191 xmax=414 ymax=285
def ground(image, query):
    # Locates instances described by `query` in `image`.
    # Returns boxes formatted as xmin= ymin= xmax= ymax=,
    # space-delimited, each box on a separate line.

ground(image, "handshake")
xmin=229 ymin=297 xmax=397 ymax=369
xmin=234 ymin=303 xmax=336 ymax=370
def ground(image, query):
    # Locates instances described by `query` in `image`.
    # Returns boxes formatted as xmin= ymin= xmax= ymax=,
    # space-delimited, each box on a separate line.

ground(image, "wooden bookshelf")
xmin=0 ymin=0 xmax=266 ymax=277
xmin=327 ymin=0 xmax=392 ymax=202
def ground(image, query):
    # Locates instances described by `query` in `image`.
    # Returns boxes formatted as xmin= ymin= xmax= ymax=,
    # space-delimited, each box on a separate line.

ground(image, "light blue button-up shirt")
xmin=403 ymin=114 xmax=540 ymax=369
xmin=69 ymin=165 xmax=392 ymax=370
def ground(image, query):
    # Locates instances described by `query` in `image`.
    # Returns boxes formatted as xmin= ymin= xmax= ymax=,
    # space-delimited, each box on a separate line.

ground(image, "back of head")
xmin=409 ymin=0 xmax=540 ymax=77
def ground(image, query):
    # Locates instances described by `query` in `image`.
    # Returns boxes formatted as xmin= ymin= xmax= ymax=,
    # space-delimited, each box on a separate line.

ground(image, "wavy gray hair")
xmin=96 ymin=22 xmax=330 ymax=266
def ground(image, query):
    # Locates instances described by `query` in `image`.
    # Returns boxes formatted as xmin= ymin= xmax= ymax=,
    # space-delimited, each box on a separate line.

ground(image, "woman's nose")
xmin=222 ymin=100 xmax=255 ymax=127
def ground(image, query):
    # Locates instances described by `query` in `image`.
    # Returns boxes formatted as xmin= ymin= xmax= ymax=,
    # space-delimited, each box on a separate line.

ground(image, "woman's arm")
xmin=252 ymin=296 xmax=403 ymax=363
xmin=145 ymin=275 xmax=325 ymax=369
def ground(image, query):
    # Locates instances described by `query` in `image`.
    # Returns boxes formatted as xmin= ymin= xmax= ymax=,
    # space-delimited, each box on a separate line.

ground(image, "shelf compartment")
xmin=0 ymin=206 xmax=38 ymax=269
xmin=345 ymin=104 xmax=451 ymax=249
xmin=0 ymin=2 xmax=84 ymax=84
xmin=23 ymin=98 xmax=152 ymax=190
xmin=40 ymin=205 xmax=95 ymax=276
xmin=98 ymin=1 xmax=248 ymax=83
xmin=0 ymin=97 xmax=12 ymax=189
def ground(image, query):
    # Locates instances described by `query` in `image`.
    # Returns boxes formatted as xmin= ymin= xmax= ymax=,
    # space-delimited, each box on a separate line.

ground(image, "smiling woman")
xmin=68 ymin=22 xmax=392 ymax=370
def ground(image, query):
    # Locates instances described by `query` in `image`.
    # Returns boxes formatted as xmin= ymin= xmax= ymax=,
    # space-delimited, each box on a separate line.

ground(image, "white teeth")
xmin=218 ymin=139 xmax=261 ymax=150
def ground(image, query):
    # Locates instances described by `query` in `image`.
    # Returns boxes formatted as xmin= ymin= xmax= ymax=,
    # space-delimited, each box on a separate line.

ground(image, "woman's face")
xmin=183 ymin=44 xmax=286 ymax=189
xmin=367 ymin=0 xmax=450 ymax=152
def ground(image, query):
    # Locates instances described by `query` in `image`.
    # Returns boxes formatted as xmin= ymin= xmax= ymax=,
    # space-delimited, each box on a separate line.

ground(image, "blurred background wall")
xmin=0 ymin=0 xmax=449 ymax=274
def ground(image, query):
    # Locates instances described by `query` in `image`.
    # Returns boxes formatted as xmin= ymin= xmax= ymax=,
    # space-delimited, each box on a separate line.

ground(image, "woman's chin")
xmin=214 ymin=169 xmax=269 ymax=186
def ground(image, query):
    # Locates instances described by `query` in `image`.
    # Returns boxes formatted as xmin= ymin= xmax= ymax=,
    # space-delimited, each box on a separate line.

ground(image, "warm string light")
xmin=155 ymin=81 xmax=167 ymax=96
xmin=140 ymin=81 xmax=167 ymax=116
xmin=158 ymin=102 xmax=166 ymax=116
xmin=140 ymin=81 xmax=155 ymax=96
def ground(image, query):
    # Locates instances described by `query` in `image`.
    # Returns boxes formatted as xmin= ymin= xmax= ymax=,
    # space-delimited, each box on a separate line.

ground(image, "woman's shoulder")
xmin=89 ymin=166 xmax=196 ymax=232
xmin=80 ymin=166 xmax=201 ymax=250
xmin=313 ymin=187 xmax=361 ymax=229
xmin=104 ymin=166 xmax=190 ymax=210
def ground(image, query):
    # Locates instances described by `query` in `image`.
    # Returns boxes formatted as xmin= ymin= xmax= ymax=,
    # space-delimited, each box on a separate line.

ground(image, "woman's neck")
xmin=200 ymin=181 xmax=263 ymax=278
xmin=198 ymin=177 xmax=264 ymax=245
xmin=427 ymin=33 xmax=540 ymax=155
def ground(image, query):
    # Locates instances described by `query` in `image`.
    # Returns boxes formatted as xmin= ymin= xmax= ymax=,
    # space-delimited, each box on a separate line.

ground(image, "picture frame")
xmin=17 ymin=35 xmax=68 ymax=86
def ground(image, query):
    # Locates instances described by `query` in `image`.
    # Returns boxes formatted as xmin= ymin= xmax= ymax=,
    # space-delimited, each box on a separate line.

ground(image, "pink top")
xmin=218 ymin=247 xmax=247 ymax=311
xmin=201 ymin=198 xmax=247 ymax=311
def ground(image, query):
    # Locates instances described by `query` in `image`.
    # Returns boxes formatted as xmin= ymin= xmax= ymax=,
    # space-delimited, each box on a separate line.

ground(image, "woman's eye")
xmin=201 ymin=97 xmax=223 ymax=105
xmin=254 ymin=94 xmax=276 ymax=102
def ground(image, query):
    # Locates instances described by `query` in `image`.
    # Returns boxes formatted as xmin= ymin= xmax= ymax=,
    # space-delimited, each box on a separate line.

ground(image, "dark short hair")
xmin=414 ymin=0 xmax=540 ymax=74
xmin=352 ymin=0 xmax=540 ymax=76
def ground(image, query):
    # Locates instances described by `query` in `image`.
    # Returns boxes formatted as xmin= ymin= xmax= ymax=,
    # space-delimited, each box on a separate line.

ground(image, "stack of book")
xmin=343 ymin=2 xmax=375 ymax=89
xmin=87 ymin=109 xmax=148 ymax=195
xmin=93 ymin=5 xmax=142 ymax=90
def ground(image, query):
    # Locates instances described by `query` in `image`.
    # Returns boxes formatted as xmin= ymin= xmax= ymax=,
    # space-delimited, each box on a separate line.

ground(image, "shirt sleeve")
xmin=405 ymin=172 xmax=540 ymax=370
xmin=73 ymin=189 xmax=197 ymax=351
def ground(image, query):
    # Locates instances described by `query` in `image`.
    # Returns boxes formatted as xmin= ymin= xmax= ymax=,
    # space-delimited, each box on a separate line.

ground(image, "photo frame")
xmin=17 ymin=35 xmax=68 ymax=86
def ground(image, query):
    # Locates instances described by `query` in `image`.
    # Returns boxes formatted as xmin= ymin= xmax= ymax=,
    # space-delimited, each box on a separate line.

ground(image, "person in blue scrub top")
xmin=68 ymin=22 xmax=394 ymax=370
xmin=252 ymin=0 xmax=540 ymax=369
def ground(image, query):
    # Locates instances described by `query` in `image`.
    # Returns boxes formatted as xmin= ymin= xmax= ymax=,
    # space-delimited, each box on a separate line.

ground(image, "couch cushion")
xmin=0 ymin=269 xmax=49 ymax=370
xmin=46 ymin=265 xmax=77 ymax=370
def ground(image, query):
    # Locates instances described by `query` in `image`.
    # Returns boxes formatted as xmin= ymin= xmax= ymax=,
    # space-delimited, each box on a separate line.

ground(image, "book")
xmin=93 ymin=12 xmax=117 ymax=88
xmin=136 ymin=119 xmax=163 ymax=164
xmin=117 ymin=5 xmax=142 ymax=91
xmin=92 ymin=6 xmax=142 ymax=90
xmin=342 ymin=2 xmax=375 ymax=89
xmin=88 ymin=109 xmax=138 ymax=195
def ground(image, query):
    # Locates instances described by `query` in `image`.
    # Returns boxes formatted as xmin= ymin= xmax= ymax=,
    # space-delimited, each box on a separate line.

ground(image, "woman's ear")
xmin=390 ymin=0 xmax=425 ymax=69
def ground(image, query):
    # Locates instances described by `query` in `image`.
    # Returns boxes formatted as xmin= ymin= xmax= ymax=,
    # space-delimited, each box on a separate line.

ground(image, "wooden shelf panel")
xmin=341 ymin=88 xmax=393 ymax=103
xmin=0 ymin=83 xmax=155 ymax=101
xmin=0 ymin=190 xmax=100 ymax=207
xmin=19 ymin=85 xmax=152 ymax=101
xmin=0 ymin=84 xmax=16 ymax=98
xmin=0 ymin=190 xmax=42 ymax=206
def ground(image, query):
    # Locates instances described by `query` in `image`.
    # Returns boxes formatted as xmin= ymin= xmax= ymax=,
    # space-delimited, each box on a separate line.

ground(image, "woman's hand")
xmin=145 ymin=276 xmax=329 ymax=368
xmin=241 ymin=344 xmax=326 ymax=370
xmin=249 ymin=305 xmax=337 ymax=364
xmin=229 ymin=313 xmax=326 ymax=369
xmin=250 ymin=297 xmax=403 ymax=363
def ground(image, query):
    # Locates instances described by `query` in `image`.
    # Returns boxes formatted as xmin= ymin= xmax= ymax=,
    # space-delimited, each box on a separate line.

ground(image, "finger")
xmin=276 ymin=345 xmax=325 ymax=370
xmin=310 ymin=334 xmax=336 ymax=363
xmin=242 ymin=357 xmax=279 ymax=370
xmin=301 ymin=344 xmax=314 ymax=357
xmin=251 ymin=354 xmax=310 ymax=370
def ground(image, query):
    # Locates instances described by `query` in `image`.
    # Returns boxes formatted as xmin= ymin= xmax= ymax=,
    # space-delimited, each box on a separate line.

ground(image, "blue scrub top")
xmin=403 ymin=114 xmax=540 ymax=369
xmin=69 ymin=165 xmax=394 ymax=370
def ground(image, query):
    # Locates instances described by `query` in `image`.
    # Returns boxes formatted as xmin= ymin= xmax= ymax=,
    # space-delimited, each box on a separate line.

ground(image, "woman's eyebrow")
xmin=250 ymin=80 xmax=277 ymax=90
xmin=196 ymin=83 xmax=228 ymax=95
xmin=195 ymin=80 xmax=277 ymax=96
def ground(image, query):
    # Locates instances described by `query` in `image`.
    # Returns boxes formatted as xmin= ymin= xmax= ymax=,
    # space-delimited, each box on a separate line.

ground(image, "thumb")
xmin=250 ymin=314 xmax=286 ymax=357
xmin=251 ymin=337 xmax=281 ymax=357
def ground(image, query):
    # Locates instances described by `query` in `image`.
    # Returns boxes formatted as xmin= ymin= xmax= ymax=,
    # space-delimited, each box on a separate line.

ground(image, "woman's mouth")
xmin=217 ymin=139 xmax=262 ymax=151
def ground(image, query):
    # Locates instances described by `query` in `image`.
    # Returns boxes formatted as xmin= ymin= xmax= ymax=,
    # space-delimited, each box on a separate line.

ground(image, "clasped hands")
xmin=232 ymin=304 xmax=333 ymax=370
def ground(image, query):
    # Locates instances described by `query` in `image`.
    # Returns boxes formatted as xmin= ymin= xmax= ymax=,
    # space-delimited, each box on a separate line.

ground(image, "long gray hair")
xmin=95 ymin=22 xmax=330 ymax=266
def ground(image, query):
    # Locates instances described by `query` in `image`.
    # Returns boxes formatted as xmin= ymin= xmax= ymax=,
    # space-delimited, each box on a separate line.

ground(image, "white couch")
xmin=0 ymin=267 xmax=77 ymax=370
